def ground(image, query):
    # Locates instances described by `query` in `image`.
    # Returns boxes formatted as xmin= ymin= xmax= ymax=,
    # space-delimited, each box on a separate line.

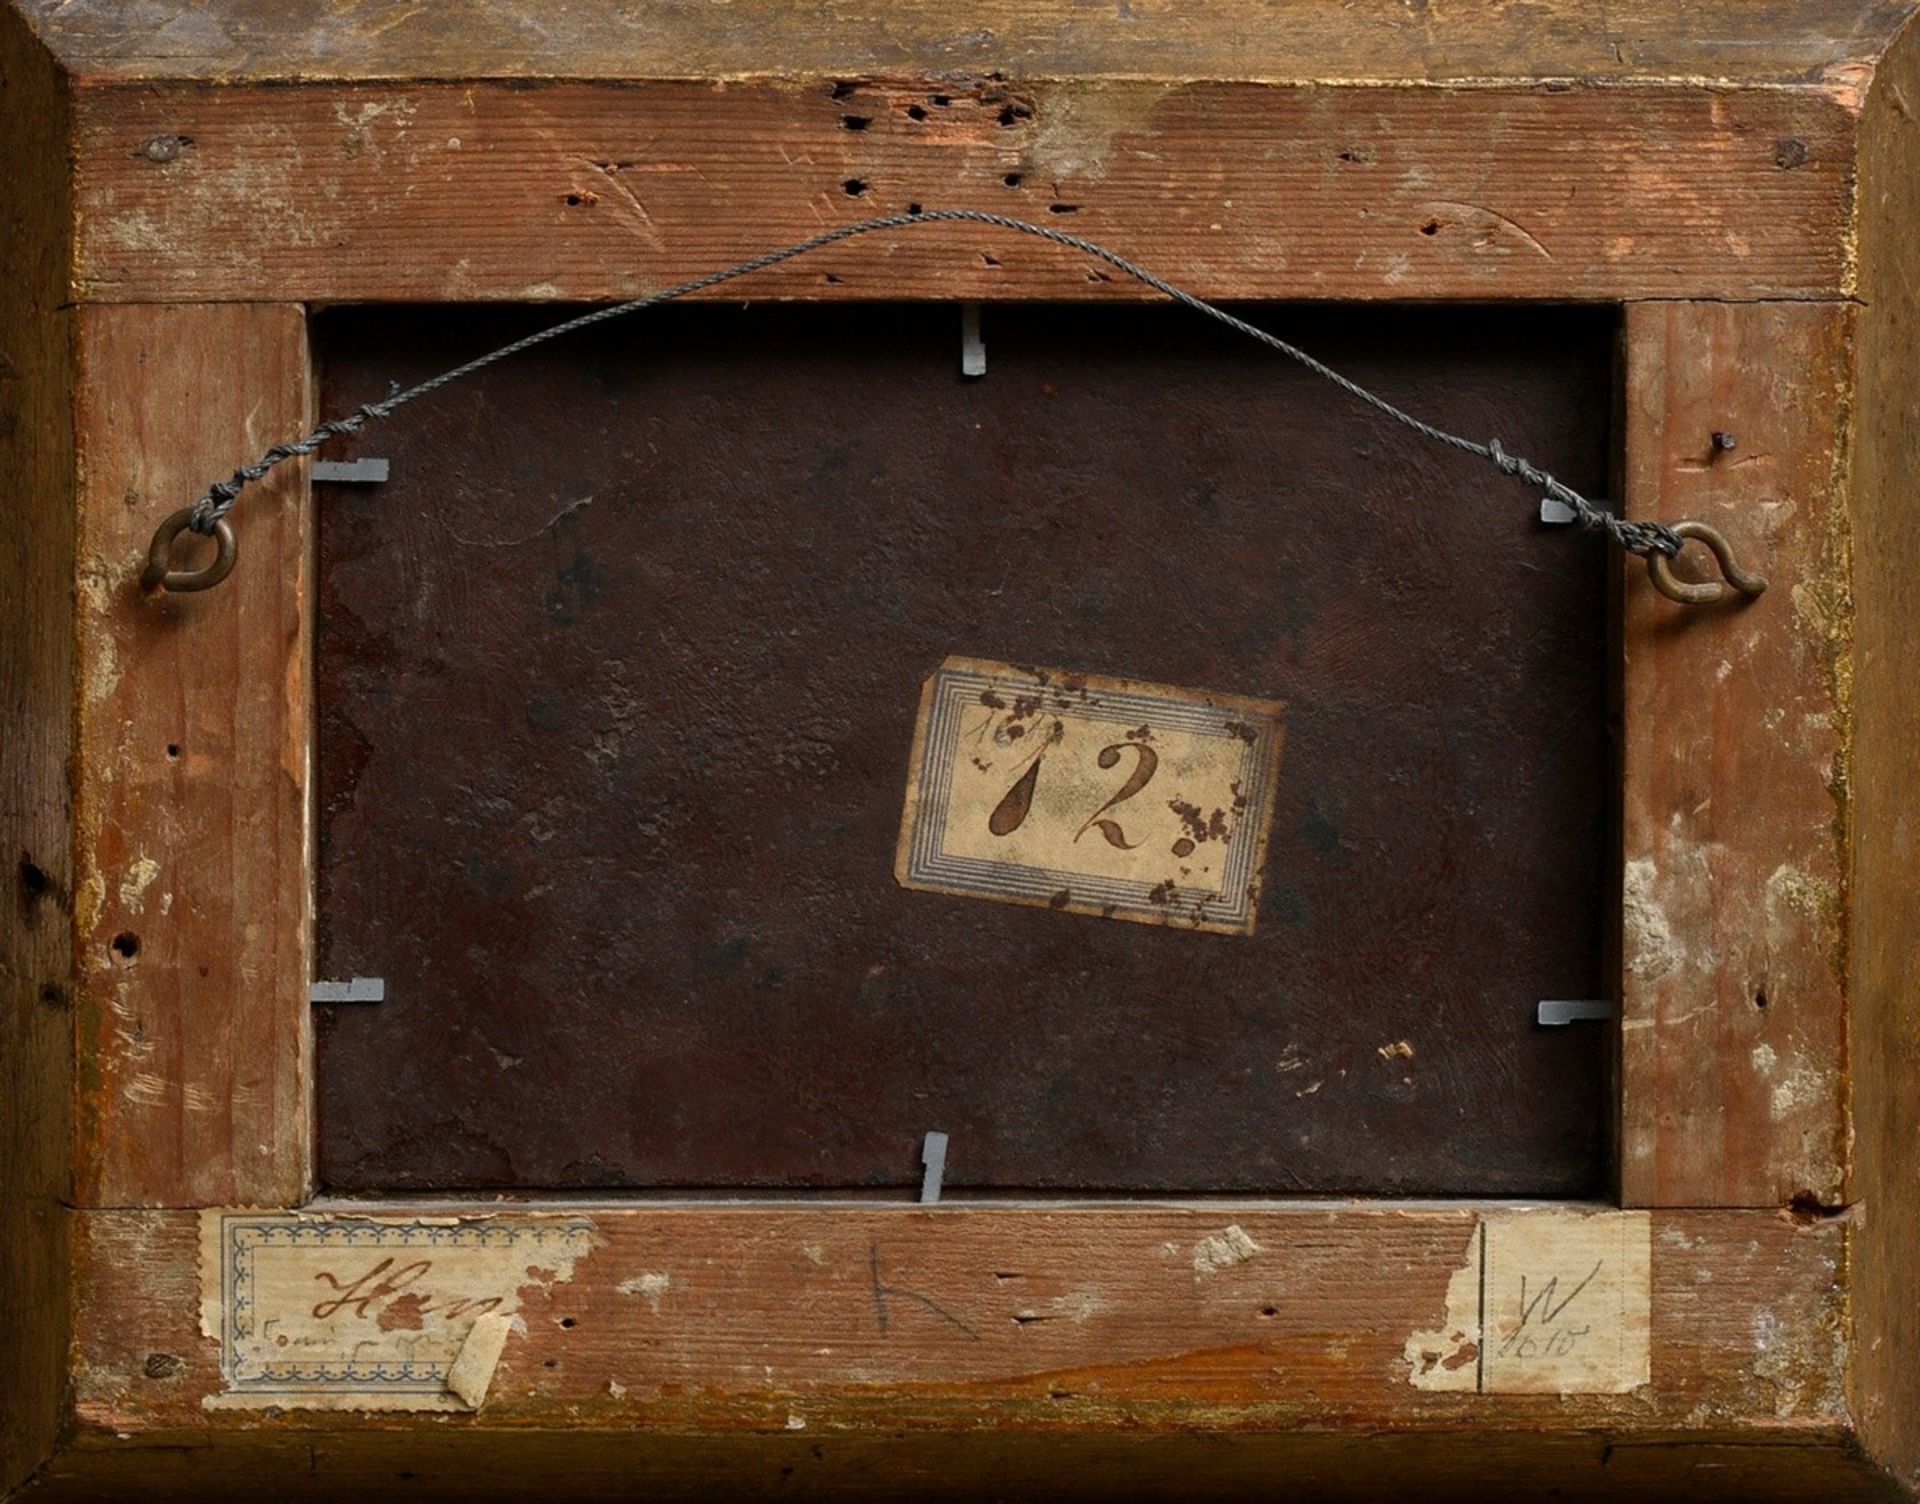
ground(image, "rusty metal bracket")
xmin=139 ymin=506 xmax=236 ymax=594
xmin=1645 ymin=520 xmax=1769 ymax=606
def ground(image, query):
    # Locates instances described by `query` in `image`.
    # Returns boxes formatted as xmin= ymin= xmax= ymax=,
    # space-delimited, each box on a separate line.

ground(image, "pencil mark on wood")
xmin=868 ymin=1241 xmax=981 ymax=1342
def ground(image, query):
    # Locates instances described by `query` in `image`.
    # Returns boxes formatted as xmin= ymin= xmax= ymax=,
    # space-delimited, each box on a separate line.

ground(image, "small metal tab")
xmin=919 ymin=1130 xmax=949 ymax=1203
xmin=312 ymin=458 xmax=391 ymax=484
xmin=960 ymin=305 xmax=985 ymax=379
xmin=1537 ymin=998 xmax=1614 ymax=1026
xmin=1539 ymin=497 xmax=1578 ymax=524
xmin=310 ymin=977 xmax=386 ymax=1003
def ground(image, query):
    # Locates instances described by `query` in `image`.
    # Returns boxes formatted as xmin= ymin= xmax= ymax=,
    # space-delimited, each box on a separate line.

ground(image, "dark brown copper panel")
xmin=314 ymin=302 xmax=1613 ymax=1194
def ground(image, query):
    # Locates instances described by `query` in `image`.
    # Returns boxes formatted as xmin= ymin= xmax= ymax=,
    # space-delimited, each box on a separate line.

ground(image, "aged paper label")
xmin=895 ymin=657 xmax=1286 ymax=935
xmin=1406 ymin=1210 xmax=1652 ymax=1395
xmin=199 ymin=1211 xmax=597 ymax=1410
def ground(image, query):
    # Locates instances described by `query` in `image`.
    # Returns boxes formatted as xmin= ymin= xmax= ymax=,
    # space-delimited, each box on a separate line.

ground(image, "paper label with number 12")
xmin=894 ymin=656 xmax=1286 ymax=935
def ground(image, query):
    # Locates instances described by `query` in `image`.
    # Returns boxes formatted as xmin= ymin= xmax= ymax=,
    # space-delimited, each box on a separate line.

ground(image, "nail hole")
xmin=18 ymin=855 xmax=51 ymax=903
xmin=111 ymin=931 xmax=140 ymax=960
xmin=1047 ymin=203 xmax=1079 ymax=215
xmin=167 ymin=744 xmax=181 ymax=758
xmin=842 ymin=178 xmax=869 ymax=197
xmin=931 ymin=94 xmax=951 ymax=107
xmin=841 ymin=115 xmax=872 ymax=132
xmin=1003 ymin=172 xmax=1022 ymax=188
xmin=1754 ymin=991 xmax=1769 ymax=1010
xmin=907 ymin=201 xmax=923 ymax=215
xmin=830 ymin=81 xmax=856 ymax=101
xmin=558 ymin=1317 xmax=577 ymax=1329
xmin=981 ymin=253 xmax=1001 ymax=267
xmin=1259 ymin=1306 xmax=1278 ymax=1319
xmin=1420 ymin=219 xmax=1442 ymax=236
xmin=906 ymin=105 xmax=928 ymax=121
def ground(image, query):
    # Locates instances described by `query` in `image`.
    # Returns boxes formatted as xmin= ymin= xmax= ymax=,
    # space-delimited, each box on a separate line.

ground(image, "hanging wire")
xmin=161 ymin=209 xmax=1697 ymax=585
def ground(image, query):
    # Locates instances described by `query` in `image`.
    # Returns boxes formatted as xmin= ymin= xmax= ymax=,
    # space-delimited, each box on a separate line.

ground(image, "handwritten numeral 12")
xmin=988 ymin=739 xmax=1158 ymax=850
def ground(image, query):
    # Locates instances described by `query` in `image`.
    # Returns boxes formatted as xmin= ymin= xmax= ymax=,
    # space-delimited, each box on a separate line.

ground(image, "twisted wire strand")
xmin=185 ymin=209 xmax=1680 ymax=559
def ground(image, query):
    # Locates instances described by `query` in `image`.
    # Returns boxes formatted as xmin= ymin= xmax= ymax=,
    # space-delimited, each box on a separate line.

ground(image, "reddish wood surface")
xmin=66 ymin=77 xmax=1860 ymax=305
xmin=73 ymin=1204 xmax=1846 ymax=1434
xmin=69 ymin=303 xmax=313 ymax=1209
xmin=1617 ymin=301 xmax=1853 ymax=1210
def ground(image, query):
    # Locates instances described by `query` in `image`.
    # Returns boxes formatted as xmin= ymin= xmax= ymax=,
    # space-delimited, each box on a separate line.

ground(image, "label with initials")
xmin=894 ymin=656 xmax=1286 ymax=935
xmin=198 ymin=1211 xmax=599 ymax=1410
xmin=1405 ymin=1210 xmax=1653 ymax=1395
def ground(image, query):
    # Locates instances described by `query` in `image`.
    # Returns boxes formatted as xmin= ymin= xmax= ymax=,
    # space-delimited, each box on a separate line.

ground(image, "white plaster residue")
xmin=616 ymin=1272 xmax=671 ymax=1312
xmin=118 ymin=855 xmax=161 ymax=913
xmin=1771 ymin=1065 xmax=1829 ymax=1121
xmin=1192 ymin=1225 xmax=1261 ymax=1276
xmin=1750 ymin=1307 xmax=1810 ymax=1418
xmin=1622 ymin=857 xmax=1681 ymax=982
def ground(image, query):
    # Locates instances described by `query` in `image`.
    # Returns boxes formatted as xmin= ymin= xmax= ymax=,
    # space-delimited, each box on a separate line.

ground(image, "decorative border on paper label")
xmin=895 ymin=656 xmax=1286 ymax=935
xmin=199 ymin=1211 xmax=598 ymax=1410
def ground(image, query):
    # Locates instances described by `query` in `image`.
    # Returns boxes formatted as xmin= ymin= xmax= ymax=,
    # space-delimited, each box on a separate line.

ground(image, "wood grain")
xmin=7 ymin=0 xmax=1916 ymax=1493
xmin=69 ymin=303 xmax=313 ymax=1209
xmin=21 ymin=1427 xmax=1899 ymax=1504
xmin=16 ymin=0 xmax=1916 ymax=87
xmin=1617 ymin=302 xmax=1854 ymax=1210
xmin=73 ymin=1204 xmax=1846 ymax=1434
xmin=1847 ymin=11 xmax=1920 ymax=1495
xmin=67 ymin=77 xmax=1861 ymax=305
xmin=0 ymin=8 xmax=73 ymax=1495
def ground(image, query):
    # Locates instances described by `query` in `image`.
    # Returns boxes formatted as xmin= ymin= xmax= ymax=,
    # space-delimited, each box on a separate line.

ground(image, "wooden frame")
xmin=3 ymin=2 xmax=1916 ymax=1497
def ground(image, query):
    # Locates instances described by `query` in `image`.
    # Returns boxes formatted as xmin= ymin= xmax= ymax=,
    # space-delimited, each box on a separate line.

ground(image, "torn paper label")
xmin=199 ymin=1210 xmax=597 ymax=1411
xmin=1406 ymin=1210 xmax=1651 ymax=1395
xmin=895 ymin=656 xmax=1286 ymax=935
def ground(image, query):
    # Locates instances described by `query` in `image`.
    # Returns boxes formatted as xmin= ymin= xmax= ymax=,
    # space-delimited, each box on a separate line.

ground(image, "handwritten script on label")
xmin=1406 ymin=1211 xmax=1651 ymax=1395
xmin=199 ymin=1211 xmax=597 ymax=1410
xmin=895 ymin=657 xmax=1285 ymax=934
